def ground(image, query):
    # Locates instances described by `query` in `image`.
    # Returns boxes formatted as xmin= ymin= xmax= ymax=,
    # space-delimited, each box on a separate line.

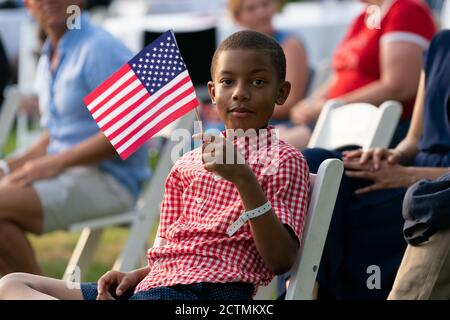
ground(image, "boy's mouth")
xmin=228 ymin=107 xmax=254 ymax=113
xmin=228 ymin=107 xmax=254 ymax=119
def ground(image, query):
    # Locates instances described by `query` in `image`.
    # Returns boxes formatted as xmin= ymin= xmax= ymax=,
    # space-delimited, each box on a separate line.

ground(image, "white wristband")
xmin=0 ymin=160 xmax=10 ymax=176
xmin=227 ymin=201 xmax=272 ymax=237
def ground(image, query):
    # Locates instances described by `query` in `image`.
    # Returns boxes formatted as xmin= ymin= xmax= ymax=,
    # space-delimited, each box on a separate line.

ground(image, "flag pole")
xmin=194 ymin=104 xmax=203 ymax=135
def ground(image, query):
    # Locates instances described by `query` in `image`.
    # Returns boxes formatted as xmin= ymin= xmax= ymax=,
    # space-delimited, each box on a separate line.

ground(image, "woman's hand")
xmin=290 ymin=97 xmax=324 ymax=125
xmin=192 ymin=133 xmax=253 ymax=185
xmin=343 ymin=147 xmax=404 ymax=170
xmin=97 ymin=270 xmax=143 ymax=300
xmin=343 ymin=158 xmax=414 ymax=194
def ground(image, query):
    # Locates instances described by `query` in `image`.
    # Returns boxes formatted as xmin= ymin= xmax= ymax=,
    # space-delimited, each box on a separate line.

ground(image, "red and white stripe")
xmin=84 ymin=64 xmax=198 ymax=160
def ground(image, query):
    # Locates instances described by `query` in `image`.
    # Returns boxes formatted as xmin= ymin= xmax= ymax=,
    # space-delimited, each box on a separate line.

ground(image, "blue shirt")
xmin=416 ymin=30 xmax=450 ymax=167
xmin=35 ymin=14 xmax=150 ymax=200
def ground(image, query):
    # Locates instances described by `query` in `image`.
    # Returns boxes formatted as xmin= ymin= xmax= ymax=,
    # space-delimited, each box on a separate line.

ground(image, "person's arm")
xmin=289 ymin=73 xmax=337 ymax=125
xmin=393 ymin=70 xmax=426 ymax=164
xmin=233 ymin=170 xmax=299 ymax=274
xmin=3 ymin=132 xmax=117 ymax=186
xmin=2 ymin=130 xmax=49 ymax=174
xmin=55 ymin=132 xmax=116 ymax=168
xmin=335 ymin=41 xmax=424 ymax=106
xmin=272 ymin=38 xmax=309 ymax=120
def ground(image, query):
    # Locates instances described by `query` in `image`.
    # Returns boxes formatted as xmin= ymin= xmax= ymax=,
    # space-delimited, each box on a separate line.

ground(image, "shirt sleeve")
xmin=381 ymin=1 xmax=436 ymax=49
xmin=157 ymin=167 xmax=184 ymax=239
xmin=263 ymin=153 xmax=310 ymax=243
xmin=82 ymin=34 xmax=133 ymax=93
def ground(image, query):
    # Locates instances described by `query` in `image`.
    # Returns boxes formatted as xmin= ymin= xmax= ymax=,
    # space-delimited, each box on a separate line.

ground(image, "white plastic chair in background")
xmin=285 ymin=158 xmax=343 ymax=300
xmin=308 ymin=100 xmax=403 ymax=150
xmin=63 ymin=110 xmax=196 ymax=281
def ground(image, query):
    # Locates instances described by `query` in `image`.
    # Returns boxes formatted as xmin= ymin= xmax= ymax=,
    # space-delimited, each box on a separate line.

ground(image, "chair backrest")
xmin=285 ymin=158 xmax=343 ymax=300
xmin=307 ymin=59 xmax=331 ymax=96
xmin=308 ymin=100 xmax=402 ymax=150
xmin=0 ymin=85 xmax=20 ymax=156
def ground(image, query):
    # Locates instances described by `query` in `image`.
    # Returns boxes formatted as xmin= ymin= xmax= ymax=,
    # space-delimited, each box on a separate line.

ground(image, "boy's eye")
xmin=220 ymin=79 xmax=233 ymax=86
xmin=252 ymin=79 xmax=265 ymax=86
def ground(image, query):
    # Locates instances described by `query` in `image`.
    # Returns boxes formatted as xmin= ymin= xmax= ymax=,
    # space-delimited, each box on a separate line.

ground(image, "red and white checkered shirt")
xmin=135 ymin=127 xmax=310 ymax=294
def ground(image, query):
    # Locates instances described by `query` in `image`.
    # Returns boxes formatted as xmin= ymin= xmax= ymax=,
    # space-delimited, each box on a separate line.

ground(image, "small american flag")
xmin=84 ymin=30 xmax=199 ymax=160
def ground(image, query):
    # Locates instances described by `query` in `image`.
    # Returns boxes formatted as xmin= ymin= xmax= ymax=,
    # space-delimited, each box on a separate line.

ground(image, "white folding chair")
xmin=254 ymin=158 xmax=343 ymax=300
xmin=63 ymin=110 xmax=196 ymax=281
xmin=308 ymin=100 xmax=403 ymax=150
xmin=285 ymin=158 xmax=343 ymax=300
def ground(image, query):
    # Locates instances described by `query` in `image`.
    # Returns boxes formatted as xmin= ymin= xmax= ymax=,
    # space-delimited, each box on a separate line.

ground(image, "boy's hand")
xmin=97 ymin=270 xmax=141 ymax=300
xmin=192 ymin=133 xmax=253 ymax=184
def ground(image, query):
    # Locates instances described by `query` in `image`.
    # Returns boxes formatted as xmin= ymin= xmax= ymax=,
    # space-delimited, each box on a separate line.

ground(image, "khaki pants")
xmin=388 ymin=228 xmax=450 ymax=300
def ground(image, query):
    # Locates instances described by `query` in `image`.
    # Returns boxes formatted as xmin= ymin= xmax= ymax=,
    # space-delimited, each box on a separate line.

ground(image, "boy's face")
xmin=208 ymin=49 xmax=290 ymax=131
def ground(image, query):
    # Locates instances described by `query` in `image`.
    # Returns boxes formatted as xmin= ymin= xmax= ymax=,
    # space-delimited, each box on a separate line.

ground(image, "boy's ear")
xmin=207 ymin=81 xmax=216 ymax=105
xmin=276 ymin=81 xmax=291 ymax=105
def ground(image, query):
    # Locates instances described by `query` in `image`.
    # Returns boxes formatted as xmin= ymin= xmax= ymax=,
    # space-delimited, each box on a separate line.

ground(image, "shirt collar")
xmin=41 ymin=13 xmax=91 ymax=59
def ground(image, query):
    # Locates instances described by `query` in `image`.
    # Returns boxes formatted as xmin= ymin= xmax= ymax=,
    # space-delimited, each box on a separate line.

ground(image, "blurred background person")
xmin=0 ymin=0 xmax=150 ymax=275
xmin=228 ymin=0 xmax=310 ymax=125
xmin=281 ymin=0 xmax=436 ymax=149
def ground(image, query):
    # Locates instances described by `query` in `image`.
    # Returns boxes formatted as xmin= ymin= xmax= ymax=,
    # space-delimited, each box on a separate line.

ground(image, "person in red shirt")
xmin=0 ymin=30 xmax=310 ymax=300
xmin=280 ymin=0 xmax=436 ymax=149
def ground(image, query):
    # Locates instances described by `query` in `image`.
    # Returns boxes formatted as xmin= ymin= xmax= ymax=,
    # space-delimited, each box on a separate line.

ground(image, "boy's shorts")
xmin=388 ymin=228 xmax=450 ymax=300
xmin=33 ymin=166 xmax=134 ymax=233
xmin=80 ymin=282 xmax=254 ymax=300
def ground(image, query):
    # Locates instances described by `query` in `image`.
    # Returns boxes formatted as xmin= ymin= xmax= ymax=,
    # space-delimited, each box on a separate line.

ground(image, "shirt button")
xmin=196 ymin=198 xmax=203 ymax=204
xmin=214 ymin=175 xmax=221 ymax=181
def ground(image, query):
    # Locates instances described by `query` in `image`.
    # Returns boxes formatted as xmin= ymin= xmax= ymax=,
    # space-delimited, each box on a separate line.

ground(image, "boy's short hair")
xmin=211 ymin=30 xmax=286 ymax=82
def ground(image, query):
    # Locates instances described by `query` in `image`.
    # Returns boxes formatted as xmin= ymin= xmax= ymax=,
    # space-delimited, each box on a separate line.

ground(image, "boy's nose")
xmin=232 ymin=84 xmax=250 ymax=101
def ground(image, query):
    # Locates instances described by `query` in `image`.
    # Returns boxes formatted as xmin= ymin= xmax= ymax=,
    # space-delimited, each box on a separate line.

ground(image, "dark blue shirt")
xmin=416 ymin=30 xmax=450 ymax=167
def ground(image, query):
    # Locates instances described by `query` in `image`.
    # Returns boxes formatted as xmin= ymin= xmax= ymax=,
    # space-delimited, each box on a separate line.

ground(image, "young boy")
xmin=0 ymin=30 xmax=310 ymax=300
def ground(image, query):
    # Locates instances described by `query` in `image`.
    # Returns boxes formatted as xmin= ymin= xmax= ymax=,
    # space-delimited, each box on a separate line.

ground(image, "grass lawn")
xmin=29 ymin=226 xmax=157 ymax=282
xmin=3 ymin=128 xmax=160 ymax=281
